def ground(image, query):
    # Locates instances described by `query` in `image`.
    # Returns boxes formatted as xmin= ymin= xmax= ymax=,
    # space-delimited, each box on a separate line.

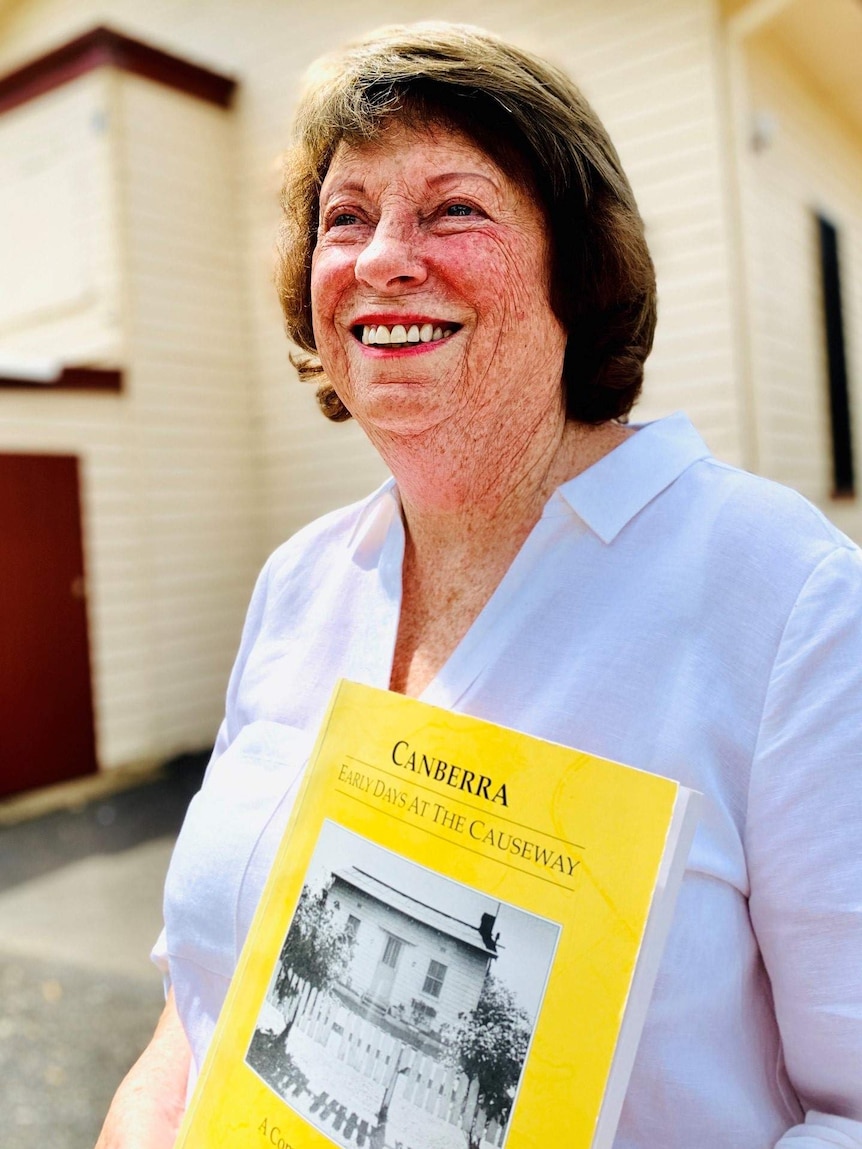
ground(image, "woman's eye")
xmin=445 ymin=203 xmax=475 ymax=217
xmin=331 ymin=212 xmax=360 ymax=227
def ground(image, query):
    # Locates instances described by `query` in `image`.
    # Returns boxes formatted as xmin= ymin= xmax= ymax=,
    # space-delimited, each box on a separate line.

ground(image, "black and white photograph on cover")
xmin=245 ymin=819 xmax=561 ymax=1149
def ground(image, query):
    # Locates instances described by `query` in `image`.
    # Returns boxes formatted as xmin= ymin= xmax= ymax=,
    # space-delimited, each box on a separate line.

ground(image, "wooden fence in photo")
xmin=279 ymin=973 xmax=509 ymax=1147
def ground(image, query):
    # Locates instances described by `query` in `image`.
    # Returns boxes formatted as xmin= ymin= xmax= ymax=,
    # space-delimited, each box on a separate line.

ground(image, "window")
xmin=381 ymin=935 xmax=403 ymax=968
xmin=422 ymin=959 xmax=447 ymax=998
xmin=345 ymin=914 xmax=360 ymax=941
xmin=816 ymin=214 xmax=855 ymax=497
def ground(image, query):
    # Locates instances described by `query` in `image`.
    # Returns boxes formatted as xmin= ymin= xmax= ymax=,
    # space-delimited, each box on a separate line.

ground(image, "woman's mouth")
xmin=353 ymin=322 xmax=459 ymax=348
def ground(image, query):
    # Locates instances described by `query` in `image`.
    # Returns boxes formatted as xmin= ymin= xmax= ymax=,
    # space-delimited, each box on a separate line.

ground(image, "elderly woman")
xmin=96 ymin=22 xmax=862 ymax=1149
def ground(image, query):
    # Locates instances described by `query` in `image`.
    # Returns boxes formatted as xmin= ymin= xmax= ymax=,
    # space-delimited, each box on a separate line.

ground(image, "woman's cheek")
xmin=311 ymin=260 xmax=351 ymax=356
xmin=311 ymin=243 xmax=356 ymax=304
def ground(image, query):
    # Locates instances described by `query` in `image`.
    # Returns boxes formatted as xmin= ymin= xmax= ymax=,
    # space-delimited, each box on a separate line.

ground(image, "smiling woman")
xmin=96 ymin=22 xmax=862 ymax=1149
xmin=308 ymin=122 xmax=566 ymax=446
xmin=278 ymin=36 xmax=656 ymax=429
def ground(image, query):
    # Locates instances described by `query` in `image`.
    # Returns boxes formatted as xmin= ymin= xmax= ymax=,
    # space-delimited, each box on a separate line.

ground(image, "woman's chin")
xmin=349 ymin=385 xmax=452 ymax=439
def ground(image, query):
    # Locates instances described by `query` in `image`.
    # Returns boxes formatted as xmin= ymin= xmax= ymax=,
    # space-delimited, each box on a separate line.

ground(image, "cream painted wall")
xmin=106 ymin=74 xmax=261 ymax=762
xmin=1 ymin=4 xmax=859 ymax=783
xmin=0 ymin=0 xmax=744 ymax=552
xmin=740 ymin=34 xmax=862 ymax=540
xmin=0 ymin=69 xmax=258 ymax=769
xmin=0 ymin=0 xmax=766 ymax=772
xmin=0 ymin=70 xmax=122 ymax=363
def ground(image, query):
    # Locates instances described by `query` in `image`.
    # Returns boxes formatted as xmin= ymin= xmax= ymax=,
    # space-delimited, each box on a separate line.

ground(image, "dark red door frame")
xmin=0 ymin=452 xmax=98 ymax=797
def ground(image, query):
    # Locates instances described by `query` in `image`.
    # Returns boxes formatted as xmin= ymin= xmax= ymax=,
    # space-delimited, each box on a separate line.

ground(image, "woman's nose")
xmin=353 ymin=219 xmax=427 ymax=292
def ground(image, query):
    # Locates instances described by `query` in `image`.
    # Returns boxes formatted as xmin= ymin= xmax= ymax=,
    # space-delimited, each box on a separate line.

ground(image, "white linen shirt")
xmin=155 ymin=413 xmax=862 ymax=1148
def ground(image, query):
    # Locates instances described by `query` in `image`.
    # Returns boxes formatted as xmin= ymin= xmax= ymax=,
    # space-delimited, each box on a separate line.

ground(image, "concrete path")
xmin=0 ymin=756 xmax=206 ymax=1149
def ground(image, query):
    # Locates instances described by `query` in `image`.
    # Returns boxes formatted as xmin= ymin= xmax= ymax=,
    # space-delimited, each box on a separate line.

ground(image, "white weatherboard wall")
xmin=740 ymin=34 xmax=862 ymax=541
xmin=0 ymin=0 xmax=795 ymax=774
xmin=0 ymin=0 xmax=743 ymax=555
xmin=0 ymin=69 xmax=259 ymax=770
xmin=528 ymin=0 xmax=743 ymax=463
xmin=111 ymin=74 xmax=260 ymax=761
xmin=0 ymin=70 xmax=121 ymax=363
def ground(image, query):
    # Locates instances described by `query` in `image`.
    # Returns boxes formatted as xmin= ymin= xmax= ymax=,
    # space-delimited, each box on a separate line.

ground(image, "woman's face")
xmin=311 ymin=122 xmax=568 ymax=441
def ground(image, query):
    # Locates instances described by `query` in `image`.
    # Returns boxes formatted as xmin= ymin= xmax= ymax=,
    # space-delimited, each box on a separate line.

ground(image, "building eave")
xmin=331 ymin=869 xmax=497 ymax=958
xmin=0 ymin=23 xmax=237 ymax=117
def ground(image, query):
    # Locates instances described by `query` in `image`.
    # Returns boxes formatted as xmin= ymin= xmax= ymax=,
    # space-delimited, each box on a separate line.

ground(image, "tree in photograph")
xmin=448 ymin=973 xmax=531 ymax=1149
xmin=272 ymin=882 xmax=353 ymax=1043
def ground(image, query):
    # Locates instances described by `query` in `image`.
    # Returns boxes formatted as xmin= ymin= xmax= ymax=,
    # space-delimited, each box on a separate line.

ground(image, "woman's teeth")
xmin=360 ymin=323 xmax=454 ymax=346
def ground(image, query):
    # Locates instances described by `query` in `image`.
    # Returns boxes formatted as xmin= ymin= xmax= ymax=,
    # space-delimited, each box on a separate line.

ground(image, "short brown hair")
xmin=277 ymin=22 xmax=657 ymax=424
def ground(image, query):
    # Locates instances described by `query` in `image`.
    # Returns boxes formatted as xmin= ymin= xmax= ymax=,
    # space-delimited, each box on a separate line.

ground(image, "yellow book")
xmin=176 ymin=680 xmax=701 ymax=1149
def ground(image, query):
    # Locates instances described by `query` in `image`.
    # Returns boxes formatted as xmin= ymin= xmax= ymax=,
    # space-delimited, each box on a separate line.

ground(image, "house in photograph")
xmin=0 ymin=0 xmax=860 ymax=799
xmin=327 ymin=867 xmax=498 ymax=1040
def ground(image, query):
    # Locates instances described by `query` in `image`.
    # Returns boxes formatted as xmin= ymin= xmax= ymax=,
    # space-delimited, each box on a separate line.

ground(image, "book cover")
xmin=176 ymin=679 xmax=701 ymax=1149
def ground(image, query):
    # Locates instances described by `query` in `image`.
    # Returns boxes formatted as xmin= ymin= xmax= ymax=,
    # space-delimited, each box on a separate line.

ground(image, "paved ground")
xmin=0 ymin=754 xmax=207 ymax=1149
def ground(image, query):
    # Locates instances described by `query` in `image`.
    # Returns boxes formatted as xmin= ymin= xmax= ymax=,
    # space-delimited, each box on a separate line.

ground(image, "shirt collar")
xmin=347 ymin=412 xmax=711 ymax=552
xmin=552 ymin=411 xmax=711 ymax=544
xmin=347 ymin=475 xmax=400 ymax=553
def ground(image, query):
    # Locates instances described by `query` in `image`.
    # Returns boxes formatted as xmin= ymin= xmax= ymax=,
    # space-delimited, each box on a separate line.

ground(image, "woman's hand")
xmin=94 ymin=991 xmax=190 ymax=1149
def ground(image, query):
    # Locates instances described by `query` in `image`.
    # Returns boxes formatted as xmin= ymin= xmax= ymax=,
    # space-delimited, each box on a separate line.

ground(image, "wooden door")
xmin=369 ymin=933 xmax=403 ymax=1008
xmin=0 ymin=453 xmax=97 ymax=797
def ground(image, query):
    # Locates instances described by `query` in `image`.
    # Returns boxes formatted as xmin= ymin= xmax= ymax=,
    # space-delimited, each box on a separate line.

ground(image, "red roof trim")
xmin=0 ymin=367 xmax=123 ymax=392
xmin=0 ymin=25 xmax=237 ymax=116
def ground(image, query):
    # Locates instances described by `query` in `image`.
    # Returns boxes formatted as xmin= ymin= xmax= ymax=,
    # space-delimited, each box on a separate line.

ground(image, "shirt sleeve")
xmin=745 ymin=545 xmax=862 ymax=1146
